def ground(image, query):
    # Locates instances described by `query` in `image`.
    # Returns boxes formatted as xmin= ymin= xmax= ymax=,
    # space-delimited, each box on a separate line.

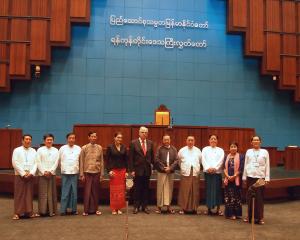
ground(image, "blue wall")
xmin=0 ymin=0 xmax=300 ymax=148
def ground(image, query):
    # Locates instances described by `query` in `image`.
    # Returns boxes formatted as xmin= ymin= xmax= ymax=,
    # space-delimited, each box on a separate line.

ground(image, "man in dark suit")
xmin=129 ymin=126 xmax=154 ymax=214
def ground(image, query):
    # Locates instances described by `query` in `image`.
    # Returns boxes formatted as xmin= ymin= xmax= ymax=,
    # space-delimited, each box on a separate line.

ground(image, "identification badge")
xmin=252 ymin=162 xmax=259 ymax=168
xmin=24 ymin=164 xmax=31 ymax=171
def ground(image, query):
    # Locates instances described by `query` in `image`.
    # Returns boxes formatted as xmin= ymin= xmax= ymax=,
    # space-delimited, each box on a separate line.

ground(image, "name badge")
xmin=24 ymin=164 xmax=31 ymax=171
xmin=252 ymin=162 xmax=259 ymax=168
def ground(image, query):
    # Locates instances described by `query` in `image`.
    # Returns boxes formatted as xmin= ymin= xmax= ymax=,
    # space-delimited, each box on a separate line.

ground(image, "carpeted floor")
xmin=0 ymin=197 xmax=299 ymax=240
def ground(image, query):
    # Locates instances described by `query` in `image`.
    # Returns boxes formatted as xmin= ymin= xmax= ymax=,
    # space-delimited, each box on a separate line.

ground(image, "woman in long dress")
xmin=224 ymin=142 xmax=244 ymax=220
xmin=106 ymin=132 xmax=128 ymax=215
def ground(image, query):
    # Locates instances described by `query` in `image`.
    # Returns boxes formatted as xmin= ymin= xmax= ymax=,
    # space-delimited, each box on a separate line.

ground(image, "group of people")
xmin=12 ymin=126 xmax=270 ymax=225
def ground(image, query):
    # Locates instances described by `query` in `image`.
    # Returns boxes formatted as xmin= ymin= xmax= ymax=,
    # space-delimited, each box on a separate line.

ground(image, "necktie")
xmin=141 ymin=140 xmax=146 ymax=156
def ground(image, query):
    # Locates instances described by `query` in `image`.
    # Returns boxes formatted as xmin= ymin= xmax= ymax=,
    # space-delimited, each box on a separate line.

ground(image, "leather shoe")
xmin=142 ymin=208 xmax=150 ymax=214
xmin=133 ymin=208 xmax=139 ymax=214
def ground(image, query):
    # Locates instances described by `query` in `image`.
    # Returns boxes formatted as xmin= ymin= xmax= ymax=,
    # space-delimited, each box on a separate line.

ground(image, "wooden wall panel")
xmin=9 ymin=43 xmax=28 ymax=76
xmin=281 ymin=57 xmax=297 ymax=88
xmin=70 ymin=0 xmax=90 ymax=23
xmin=264 ymin=146 xmax=278 ymax=167
xmin=264 ymin=34 xmax=280 ymax=72
xmin=73 ymin=125 xmax=132 ymax=149
xmin=228 ymin=0 xmax=300 ymax=102
xmin=263 ymin=0 xmax=280 ymax=73
xmin=0 ymin=64 xmax=8 ymax=88
xmin=167 ymin=128 xmax=190 ymax=151
xmin=280 ymin=1 xmax=297 ymax=89
xmin=296 ymin=76 xmax=300 ymax=101
xmin=228 ymin=0 xmax=247 ymax=32
xmin=0 ymin=0 xmax=90 ymax=92
xmin=285 ymin=147 xmax=300 ymax=171
xmin=74 ymin=125 xmax=255 ymax=155
xmin=50 ymin=0 xmax=70 ymax=46
xmin=296 ymin=4 xmax=300 ymax=101
xmin=9 ymin=0 xmax=30 ymax=78
xmin=0 ymin=129 xmax=22 ymax=169
xmin=30 ymin=0 xmax=51 ymax=64
xmin=30 ymin=20 xmax=49 ymax=62
xmin=0 ymin=0 xmax=9 ymax=89
xmin=0 ymin=130 xmax=11 ymax=168
xmin=246 ymin=0 xmax=264 ymax=55
xmin=282 ymin=1 xmax=296 ymax=33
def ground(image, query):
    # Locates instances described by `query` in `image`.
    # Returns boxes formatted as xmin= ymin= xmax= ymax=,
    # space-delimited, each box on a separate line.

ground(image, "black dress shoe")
xmin=143 ymin=208 xmax=150 ymax=214
xmin=133 ymin=208 xmax=139 ymax=214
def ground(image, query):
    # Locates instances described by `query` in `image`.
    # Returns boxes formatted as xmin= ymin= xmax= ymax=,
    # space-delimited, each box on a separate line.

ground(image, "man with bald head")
xmin=178 ymin=136 xmax=202 ymax=214
xmin=129 ymin=126 xmax=154 ymax=214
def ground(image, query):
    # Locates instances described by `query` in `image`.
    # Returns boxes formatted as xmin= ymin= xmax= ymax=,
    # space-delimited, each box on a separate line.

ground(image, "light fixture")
xmin=35 ymin=65 xmax=41 ymax=79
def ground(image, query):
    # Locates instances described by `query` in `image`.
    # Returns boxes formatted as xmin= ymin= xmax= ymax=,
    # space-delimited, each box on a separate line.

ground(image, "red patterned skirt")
xmin=110 ymin=168 xmax=126 ymax=210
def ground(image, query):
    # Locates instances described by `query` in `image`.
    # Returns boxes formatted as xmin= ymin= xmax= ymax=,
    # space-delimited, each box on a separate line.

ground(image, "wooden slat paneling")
xmin=30 ymin=20 xmax=49 ymax=62
xmin=280 ymin=1 xmax=297 ymax=89
xmin=50 ymin=0 xmax=70 ymax=46
xmin=281 ymin=57 xmax=297 ymax=88
xmin=265 ymin=34 xmax=281 ymax=72
xmin=0 ymin=0 xmax=91 ymax=92
xmin=0 ymin=129 xmax=22 ymax=169
xmin=0 ymin=0 xmax=10 ymax=88
xmin=0 ymin=63 xmax=8 ymax=88
xmin=227 ymin=0 xmax=300 ymax=102
xmin=70 ymin=0 xmax=90 ymax=23
xmin=246 ymin=0 xmax=264 ymax=55
xmin=263 ymin=0 xmax=280 ymax=73
xmin=282 ymin=1 xmax=296 ymax=33
xmin=284 ymin=147 xmax=300 ymax=171
xmin=9 ymin=0 xmax=30 ymax=77
xmin=9 ymin=43 xmax=27 ymax=76
xmin=296 ymin=3 xmax=300 ymax=101
xmin=31 ymin=0 xmax=49 ymax=16
xmin=30 ymin=0 xmax=51 ymax=64
xmin=74 ymin=125 xmax=255 ymax=155
xmin=0 ymin=130 xmax=11 ymax=169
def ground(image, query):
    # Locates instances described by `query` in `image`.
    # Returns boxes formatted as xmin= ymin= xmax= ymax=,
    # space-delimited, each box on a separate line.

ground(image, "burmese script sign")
xmin=109 ymin=15 xmax=208 ymax=50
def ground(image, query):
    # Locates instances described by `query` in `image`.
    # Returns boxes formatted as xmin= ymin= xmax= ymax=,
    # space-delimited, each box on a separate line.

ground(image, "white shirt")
xmin=59 ymin=144 xmax=81 ymax=174
xmin=243 ymin=148 xmax=270 ymax=181
xmin=202 ymin=146 xmax=225 ymax=174
xmin=36 ymin=146 xmax=59 ymax=176
xmin=12 ymin=146 xmax=37 ymax=176
xmin=178 ymin=146 xmax=202 ymax=176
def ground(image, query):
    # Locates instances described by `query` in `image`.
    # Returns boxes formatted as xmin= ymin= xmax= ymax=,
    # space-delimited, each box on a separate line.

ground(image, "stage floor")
xmin=0 ymin=196 xmax=299 ymax=240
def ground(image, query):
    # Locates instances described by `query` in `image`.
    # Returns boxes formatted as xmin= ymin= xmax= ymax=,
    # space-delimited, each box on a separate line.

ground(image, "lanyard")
xmin=253 ymin=149 xmax=260 ymax=162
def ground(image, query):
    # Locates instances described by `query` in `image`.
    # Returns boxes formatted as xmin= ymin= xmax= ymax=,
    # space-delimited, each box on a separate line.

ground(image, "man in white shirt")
xmin=59 ymin=132 xmax=81 ymax=215
xmin=243 ymin=135 xmax=270 ymax=225
xmin=202 ymin=134 xmax=225 ymax=216
xmin=37 ymin=133 xmax=59 ymax=216
xmin=12 ymin=134 xmax=38 ymax=220
xmin=177 ymin=136 xmax=202 ymax=214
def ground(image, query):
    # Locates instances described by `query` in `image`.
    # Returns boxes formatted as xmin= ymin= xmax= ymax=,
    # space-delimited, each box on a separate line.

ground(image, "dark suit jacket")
xmin=154 ymin=145 xmax=179 ymax=173
xmin=129 ymin=139 xmax=154 ymax=176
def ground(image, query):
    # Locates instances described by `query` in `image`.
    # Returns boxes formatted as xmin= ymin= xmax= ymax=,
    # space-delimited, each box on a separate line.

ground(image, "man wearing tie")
xmin=129 ymin=126 xmax=154 ymax=214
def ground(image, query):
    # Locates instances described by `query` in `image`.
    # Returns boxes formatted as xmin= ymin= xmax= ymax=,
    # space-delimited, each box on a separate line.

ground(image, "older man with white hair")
xmin=129 ymin=126 xmax=154 ymax=214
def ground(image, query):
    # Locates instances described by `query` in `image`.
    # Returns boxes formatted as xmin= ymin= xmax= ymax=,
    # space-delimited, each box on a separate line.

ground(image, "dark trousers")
xmin=133 ymin=175 xmax=150 ymax=209
xmin=247 ymin=177 xmax=265 ymax=221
